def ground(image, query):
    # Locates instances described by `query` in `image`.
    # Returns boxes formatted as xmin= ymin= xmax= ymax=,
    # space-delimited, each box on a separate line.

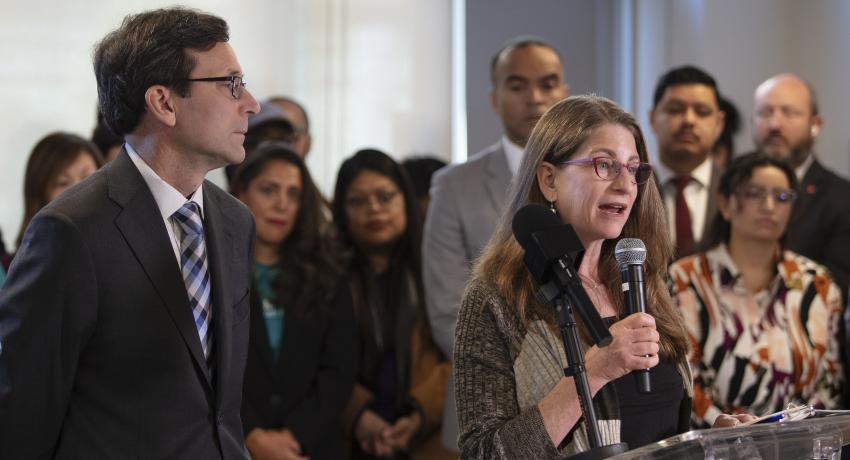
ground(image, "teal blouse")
xmin=254 ymin=262 xmax=284 ymax=360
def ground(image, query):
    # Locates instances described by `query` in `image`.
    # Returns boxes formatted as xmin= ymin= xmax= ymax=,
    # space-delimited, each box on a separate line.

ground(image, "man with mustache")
xmin=422 ymin=36 xmax=569 ymax=451
xmin=649 ymin=65 xmax=725 ymax=258
xmin=751 ymin=73 xmax=850 ymax=300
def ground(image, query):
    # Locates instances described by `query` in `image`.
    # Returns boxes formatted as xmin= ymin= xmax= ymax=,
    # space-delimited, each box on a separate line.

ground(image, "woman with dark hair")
xmin=4 ymin=132 xmax=103 ymax=270
xmin=453 ymin=95 xmax=750 ymax=459
xmin=333 ymin=149 xmax=452 ymax=459
xmin=231 ymin=141 xmax=357 ymax=460
xmin=670 ymin=152 xmax=843 ymax=427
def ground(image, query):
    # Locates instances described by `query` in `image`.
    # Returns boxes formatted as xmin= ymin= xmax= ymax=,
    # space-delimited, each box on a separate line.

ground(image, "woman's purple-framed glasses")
xmin=558 ymin=156 xmax=653 ymax=185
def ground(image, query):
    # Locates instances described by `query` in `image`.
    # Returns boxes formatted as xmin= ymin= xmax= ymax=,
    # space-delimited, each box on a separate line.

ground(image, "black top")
xmin=613 ymin=360 xmax=684 ymax=449
xmin=601 ymin=316 xmax=685 ymax=450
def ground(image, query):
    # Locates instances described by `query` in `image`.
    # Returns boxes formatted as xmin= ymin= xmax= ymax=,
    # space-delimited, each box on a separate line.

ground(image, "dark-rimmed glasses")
xmin=184 ymin=75 xmax=246 ymax=99
xmin=558 ymin=156 xmax=653 ymax=185
xmin=737 ymin=184 xmax=797 ymax=206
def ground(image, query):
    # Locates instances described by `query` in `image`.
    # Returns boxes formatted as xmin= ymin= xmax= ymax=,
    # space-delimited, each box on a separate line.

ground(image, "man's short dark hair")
xmin=489 ymin=36 xmax=562 ymax=87
xmin=715 ymin=96 xmax=740 ymax=154
xmin=93 ymin=7 xmax=229 ymax=136
xmin=652 ymin=65 xmax=720 ymax=108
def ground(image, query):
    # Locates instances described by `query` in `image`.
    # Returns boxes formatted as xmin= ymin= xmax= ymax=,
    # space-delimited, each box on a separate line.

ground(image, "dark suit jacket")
xmin=241 ymin=281 xmax=356 ymax=460
xmin=786 ymin=159 xmax=850 ymax=298
xmin=0 ymin=151 xmax=255 ymax=459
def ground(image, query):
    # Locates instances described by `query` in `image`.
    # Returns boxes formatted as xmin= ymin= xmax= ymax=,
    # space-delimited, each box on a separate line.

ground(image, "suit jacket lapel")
xmin=108 ymin=151 xmax=212 ymax=389
xmin=793 ymin=159 xmax=826 ymax=220
xmin=703 ymin=165 xmax=721 ymax=237
xmin=202 ymin=183 xmax=236 ymax=406
xmin=484 ymin=145 xmax=512 ymax=216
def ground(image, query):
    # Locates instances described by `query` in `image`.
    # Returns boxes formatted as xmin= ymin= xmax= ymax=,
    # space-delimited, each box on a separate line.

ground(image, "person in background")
xmin=333 ymin=149 xmax=453 ymax=459
xmin=749 ymin=73 xmax=850 ymax=301
xmin=454 ymin=95 xmax=750 ymax=459
xmin=649 ymin=65 xmax=726 ymax=258
xmin=91 ymin=109 xmax=124 ymax=162
xmin=231 ymin=141 xmax=356 ymax=460
xmin=269 ymin=96 xmax=312 ymax=158
xmin=225 ymin=101 xmax=295 ymax=185
xmin=401 ymin=156 xmax=447 ymax=221
xmin=423 ymin=36 xmax=569 ymax=450
xmin=669 ymin=152 xmax=843 ymax=427
xmin=3 ymin=132 xmax=103 ymax=271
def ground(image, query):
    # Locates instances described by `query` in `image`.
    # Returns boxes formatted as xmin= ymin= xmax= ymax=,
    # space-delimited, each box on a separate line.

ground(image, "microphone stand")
xmin=539 ymin=281 xmax=628 ymax=459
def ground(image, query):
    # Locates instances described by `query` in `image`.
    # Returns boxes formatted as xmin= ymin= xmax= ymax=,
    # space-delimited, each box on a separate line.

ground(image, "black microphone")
xmin=614 ymin=238 xmax=651 ymax=394
xmin=512 ymin=204 xmax=612 ymax=347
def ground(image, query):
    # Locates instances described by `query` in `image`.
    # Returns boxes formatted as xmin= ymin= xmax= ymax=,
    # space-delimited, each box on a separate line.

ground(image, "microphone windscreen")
xmin=614 ymin=238 xmax=646 ymax=267
xmin=511 ymin=203 xmax=562 ymax=251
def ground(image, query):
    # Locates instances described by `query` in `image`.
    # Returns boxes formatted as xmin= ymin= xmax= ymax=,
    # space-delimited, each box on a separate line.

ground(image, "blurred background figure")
xmin=232 ymin=141 xmax=356 ymax=460
xmin=710 ymin=96 xmax=740 ymax=171
xmin=333 ymin=149 xmax=452 ymax=459
xmin=4 ymin=132 xmax=103 ymax=271
xmin=669 ymin=152 xmax=843 ymax=428
xmin=225 ymin=101 xmax=296 ymax=185
xmin=269 ymin=96 xmax=312 ymax=159
xmin=749 ymin=73 xmax=850 ymax=301
xmin=649 ymin=65 xmax=725 ymax=259
xmin=401 ymin=156 xmax=447 ymax=221
xmin=91 ymin=109 xmax=124 ymax=162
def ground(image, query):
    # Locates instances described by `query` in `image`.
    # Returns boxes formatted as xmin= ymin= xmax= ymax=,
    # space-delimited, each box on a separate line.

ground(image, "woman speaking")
xmin=453 ymin=95 xmax=743 ymax=458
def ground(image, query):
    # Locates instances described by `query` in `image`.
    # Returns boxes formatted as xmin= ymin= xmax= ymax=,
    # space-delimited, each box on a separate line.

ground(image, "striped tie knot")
xmin=172 ymin=201 xmax=203 ymax=236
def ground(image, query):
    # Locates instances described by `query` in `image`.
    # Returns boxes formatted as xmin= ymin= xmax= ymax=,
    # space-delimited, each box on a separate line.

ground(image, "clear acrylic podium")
xmin=610 ymin=414 xmax=850 ymax=460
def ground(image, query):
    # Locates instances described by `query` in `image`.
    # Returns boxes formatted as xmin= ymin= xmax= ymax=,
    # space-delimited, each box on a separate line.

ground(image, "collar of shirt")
xmin=655 ymin=156 xmax=713 ymax=188
xmin=125 ymin=142 xmax=205 ymax=219
xmin=706 ymin=243 xmax=782 ymax=301
xmin=795 ymin=152 xmax=815 ymax=182
xmin=501 ymin=135 xmax=525 ymax=176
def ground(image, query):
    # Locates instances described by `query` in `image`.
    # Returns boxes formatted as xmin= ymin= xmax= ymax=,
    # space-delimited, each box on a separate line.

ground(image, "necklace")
xmin=578 ymin=273 xmax=603 ymax=290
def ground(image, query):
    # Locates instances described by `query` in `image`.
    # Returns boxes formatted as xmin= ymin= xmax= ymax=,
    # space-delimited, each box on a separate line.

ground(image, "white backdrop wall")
xmin=0 ymin=0 xmax=452 ymax=251
xmin=2 ymin=0 xmax=850 ymax=252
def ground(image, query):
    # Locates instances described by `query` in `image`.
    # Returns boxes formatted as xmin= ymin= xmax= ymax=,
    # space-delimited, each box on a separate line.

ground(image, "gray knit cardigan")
xmin=453 ymin=277 xmax=693 ymax=459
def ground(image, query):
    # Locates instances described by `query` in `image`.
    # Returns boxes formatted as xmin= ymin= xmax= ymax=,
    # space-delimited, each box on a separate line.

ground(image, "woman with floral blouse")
xmin=669 ymin=152 xmax=843 ymax=428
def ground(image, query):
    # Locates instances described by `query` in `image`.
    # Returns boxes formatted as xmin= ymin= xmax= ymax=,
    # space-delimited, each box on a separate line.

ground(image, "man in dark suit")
xmin=423 ymin=36 xmax=569 ymax=450
xmin=0 ymin=8 xmax=260 ymax=458
xmin=751 ymin=73 xmax=850 ymax=299
xmin=649 ymin=65 xmax=725 ymax=259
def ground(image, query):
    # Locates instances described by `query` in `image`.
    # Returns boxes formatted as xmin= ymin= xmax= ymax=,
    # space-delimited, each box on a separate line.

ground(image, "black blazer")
xmin=241 ymin=280 xmax=357 ymax=460
xmin=0 ymin=151 xmax=255 ymax=459
xmin=786 ymin=159 xmax=850 ymax=297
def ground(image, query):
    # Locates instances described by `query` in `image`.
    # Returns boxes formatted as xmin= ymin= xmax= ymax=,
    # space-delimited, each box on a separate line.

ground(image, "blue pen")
xmin=756 ymin=413 xmax=786 ymax=424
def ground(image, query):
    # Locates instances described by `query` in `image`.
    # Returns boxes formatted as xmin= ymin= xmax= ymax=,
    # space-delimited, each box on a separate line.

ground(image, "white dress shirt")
xmin=125 ymin=143 xmax=205 ymax=266
xmin=501 ymin=136 xmax=525 ymax=176
xmin=656 ymin=157 xmax=713 ymax=244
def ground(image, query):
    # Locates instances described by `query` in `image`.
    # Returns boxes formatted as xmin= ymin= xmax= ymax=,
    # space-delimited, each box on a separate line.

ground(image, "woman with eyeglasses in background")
xmin=669 ymin=152 xmax=843 ymax=428
xmin=333 ymin=149 xmax=453 ymax=459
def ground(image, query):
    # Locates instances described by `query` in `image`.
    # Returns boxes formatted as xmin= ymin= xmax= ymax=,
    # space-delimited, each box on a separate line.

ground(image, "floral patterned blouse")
xmin=669 ymin=244 xmax=843 ymax=427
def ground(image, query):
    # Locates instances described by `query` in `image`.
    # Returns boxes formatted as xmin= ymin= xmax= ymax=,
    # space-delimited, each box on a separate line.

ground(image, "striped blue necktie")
xmin=172 ymin=201 xmax=214 ymax=365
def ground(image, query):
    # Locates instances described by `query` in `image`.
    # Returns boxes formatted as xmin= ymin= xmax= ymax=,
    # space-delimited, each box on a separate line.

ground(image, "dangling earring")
xmin=549 ymin=200 xmax=556 ymax=214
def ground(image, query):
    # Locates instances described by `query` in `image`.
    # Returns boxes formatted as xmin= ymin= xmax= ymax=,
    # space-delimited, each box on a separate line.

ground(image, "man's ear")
xmin=144 ymin=85 xmax=177 ymax=127
xmin=536 ymin=161 xmax=558 ymax=202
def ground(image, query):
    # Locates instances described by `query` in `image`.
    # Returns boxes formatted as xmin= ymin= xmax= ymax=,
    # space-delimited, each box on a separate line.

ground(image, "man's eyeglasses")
xmin=184 ymin=75 xmax=246 ymax=99
xmin=558 ymin=156 xmax=653 ymax=185
xmin=737 ymin=184 xmax=797 ymax=205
